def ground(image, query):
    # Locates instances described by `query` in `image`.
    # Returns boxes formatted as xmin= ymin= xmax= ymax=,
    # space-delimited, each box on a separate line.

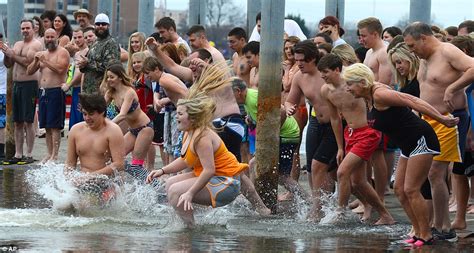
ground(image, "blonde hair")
xmin=127 ymin=32 xmax=146 ymax=75
xmin=388 ymin=42 xmax=419 ymax=88
xmin=283 ymin=36 xmax=300 ymax=61
xmin=176 ymin=43 xmax=190 ymax=61
xmin=188 ymin=61 xmax=235 ymax=99
xmin=342 ymin=63 xmax=374 ymax=90
xmin=357 ymin=17 xmax=383 ymax=35
xmin=331 ymin=44 xmax=359 ymax=66
xmin=130 ymin=51 xmax=147 ymax=80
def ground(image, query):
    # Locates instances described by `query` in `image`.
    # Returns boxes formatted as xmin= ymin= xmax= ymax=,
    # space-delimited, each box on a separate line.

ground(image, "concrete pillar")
xmin=255 ymin=0 xmax=285 ymax=213
xmin=325 ymin=0 xmax=345 ymax=25
xmin=409 ymin=0 xmax=431 ymax=24
xmin=5 ymin=0 xmax=25 ymax=159
xmin=188 ymin=0 xmax=206 ymax=25
xmin=247 ymin=0 xmax=261 ymax=36
xmin=138 ymin=0 xmax=155 ymax=36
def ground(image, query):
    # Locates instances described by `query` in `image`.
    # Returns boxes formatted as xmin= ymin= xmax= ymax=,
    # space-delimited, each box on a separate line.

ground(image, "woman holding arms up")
xmin=343 ymin=63 xmax=458 ymax=247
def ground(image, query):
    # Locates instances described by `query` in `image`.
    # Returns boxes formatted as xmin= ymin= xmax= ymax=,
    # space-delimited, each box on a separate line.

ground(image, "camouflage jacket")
xmin=80 ymin=35 xmax=120 ymax=94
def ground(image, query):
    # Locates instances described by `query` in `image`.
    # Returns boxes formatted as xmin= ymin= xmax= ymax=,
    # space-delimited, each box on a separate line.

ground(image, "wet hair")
xmin=403 ymin=22 xmax=433 ymax=40
xmin=451 ymin=35 xmax=474 ymax=57
xmin=357 ymin=17 xmax=383 ymax=36
xmin=314 ymin=32 xmax=333 ymax=44
xmin=40 ymin=10 xmax=57 ymax=23
xmin=32 ymin=16 xmax=45 ymax=37
xmin=242 ymin=41 xmax=260 ymax=55
xmin=293 ymin=40 xmax=320 ymax=65
xmin=388 ymin=42 xmax=420 ymax=88
xmin=458 ymin=20 xmax=474 ymax=34
xmin=142 ymin=56 xmax=164 ymax=72
xmin=342 ymin=63 xmax=374 ymax=89
xmin=55 ymin=14 xmax=73 ymax=39
xmin=79 ymin=93 xmax=107 ymax=116
xmin=160 ymin=43 xmax=181 ymax=64
xmin=228 ymin=27 xmax=247 ymax=41
xmin=127 ymin=32 xmax=146 ymax=75
xmin=445 ymin=26 xmax=458 ymax=37
xmin=317 ymin=53 xmax=343 ymax=72
xmin=187 ymin=25 xmax=206 ymax=37
xmin=319 ymin=15 xmax=345 ymax=36
xmin=331 ymin=44 xmax=358 ymax=66
xmin=283 ymin=36 xmax=300 ymax=61
xmin=155 ymin=17 xmax=176 ymax=31
xmin=382 ymin=26 xmax=402 ymax=38
xmin=387 ymin=35 xmax=405 ymax=52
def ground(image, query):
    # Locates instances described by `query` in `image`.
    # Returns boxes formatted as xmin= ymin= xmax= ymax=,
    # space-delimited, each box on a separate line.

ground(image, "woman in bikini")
xmin=102 ymin=64 xmax=154 ymax=184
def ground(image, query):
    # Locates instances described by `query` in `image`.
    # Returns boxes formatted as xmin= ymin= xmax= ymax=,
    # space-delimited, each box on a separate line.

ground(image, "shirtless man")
xmin=186 ymin=25 xmax=225 ymax=62
xmin=284 ymin=40 xmax=337 ymax=220
xmin=145 ymin=38 xmax=270 ymax=215
xmin=155 ymin=17 xmax=191 ymax=54
xmin=27 ymin=28 xmax=69 ymax=163
xmin=242 ymin=41 xmax=260 ymax=89
xmin=64 ymin=93 xmax=124 ymax=206
xmin=62 ymin=29 xmax=89 ymax=129
xmin=66 ymin=93 xmax=124 ymax=175
xmin=404 ymin=22 xmax=474 ymax=241
xmin=227 ymin=27 xmax=251 ymax=86
xmin=358 ymin=17 xmax=392 ymax=205
xmin=318 ymin=53 xmax=395 ymax=224
xmin=2 ymin=19 xmax=43 ymax=165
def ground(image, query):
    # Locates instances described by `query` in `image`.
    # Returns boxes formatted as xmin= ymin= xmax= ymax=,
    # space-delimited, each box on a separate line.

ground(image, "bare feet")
xmin=256 ymin=205 xmax=271 ymax=216
xmin=352 ymin=204 xmax=365 ymax=214
xmin=374 ymin=214 xmax=396 ymax=225
xmin=307 ymin=204 xmax=323 ymax=222
xmin=451 ymin=220 xmax=467 ymax=230
xmin=349 ymin=199 xmax=361 ymax=209
xmin=449 ymin=203 xmax=457 ymax=213
xmin=278 ymin=191 xmax=293 ymax=202
xmin=40 ymin=156 xmax=51 ymax=164
xmin=467 ymin=204 xmax=474 ymax=214
xmin=361 ymin=204 xmax=372 ymax=222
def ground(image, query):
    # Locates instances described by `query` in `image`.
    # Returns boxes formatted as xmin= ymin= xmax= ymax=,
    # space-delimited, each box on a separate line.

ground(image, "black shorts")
xmin=152 ymin=113 xmax=164 ymax=144
xmin=38 ymin=87 xmax=65 ymax=129
xmin=279 ymin=141 xmax=298 ymax=175
xmin=214 ymin=114 xmax=245 ymax=162
xmin=13 ymin=80 xmax=38 ymax=123
xmin=453 ymin=110 xmax=470 ymax=175
xmin=306 ymin=118 xmax=338 ymax=172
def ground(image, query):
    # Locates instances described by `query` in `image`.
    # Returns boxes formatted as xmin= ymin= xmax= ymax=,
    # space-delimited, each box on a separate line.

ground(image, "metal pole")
xmin=98 ymin=0 xmax=114 ymax=29
xmin=5 ymin=0 xmax=24 ymax=159
xmin=409 ymin=0 xmax=431 ymax=24
xmin=138 ymin=0 xmax=154 ymax=36
xmin=188 ymin=0 xmax=206 ymax=26
xmin=247 ymin=0 xmax=261 ymax=36
xmin=0 ymin=14 xmax=5 ymax=37
xmin=325 ymin=0 xmax=345 ymax=25
xmin=198 ymin=0 xmax=206 ymax=25
xmin=255 ymin=0 xmax=285 ymax=213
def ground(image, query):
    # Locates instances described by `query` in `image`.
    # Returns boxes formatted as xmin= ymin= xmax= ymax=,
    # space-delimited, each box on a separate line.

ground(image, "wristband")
xmin=160 ymin=168 xmax=165 ymax=175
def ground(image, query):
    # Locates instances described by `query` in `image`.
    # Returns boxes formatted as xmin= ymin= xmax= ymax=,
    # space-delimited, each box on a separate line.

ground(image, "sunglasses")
xmin=95 ymin=22 xmax=108 ymax=27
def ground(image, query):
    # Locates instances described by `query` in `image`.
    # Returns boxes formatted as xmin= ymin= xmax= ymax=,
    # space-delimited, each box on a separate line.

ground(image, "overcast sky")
xmin=158 ymin=0 xmax=473 ymax=28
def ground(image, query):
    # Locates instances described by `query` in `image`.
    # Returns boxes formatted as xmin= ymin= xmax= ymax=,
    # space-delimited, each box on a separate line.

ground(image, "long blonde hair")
xmin=342 ymin=63 xmax=374 ymax=92
xmin=332 ymin=44 xmax=359 ymax=66
xmin=127 ymin=32 xmax=146 ymax=75
xmin=388 ymin=42 xmax=419 ymax=88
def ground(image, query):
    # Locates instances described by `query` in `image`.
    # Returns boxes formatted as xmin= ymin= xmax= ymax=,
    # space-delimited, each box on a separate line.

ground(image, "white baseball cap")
xmin=94 ymin=13 xmax=110 ymax=24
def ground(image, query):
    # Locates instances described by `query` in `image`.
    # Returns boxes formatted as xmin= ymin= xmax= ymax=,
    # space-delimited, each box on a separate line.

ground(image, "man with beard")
xmin=2 ymin=19 xmax=43 ymax=165
xmin=73 ymin=9 xmax=94 ymax=29
xmin=77 ymin=13 xmax=120 ymax=94
xmin=27 ymin=28 xmax=69 ymax=163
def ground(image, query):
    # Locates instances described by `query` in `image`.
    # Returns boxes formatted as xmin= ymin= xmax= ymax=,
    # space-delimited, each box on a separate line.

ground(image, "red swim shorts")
xmin=344 ymin=125 xmax=381 ymax=161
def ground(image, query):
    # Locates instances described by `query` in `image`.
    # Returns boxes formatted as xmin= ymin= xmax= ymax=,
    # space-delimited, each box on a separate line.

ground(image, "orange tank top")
xmin=182 ymin=134 xmax=248 ymax=177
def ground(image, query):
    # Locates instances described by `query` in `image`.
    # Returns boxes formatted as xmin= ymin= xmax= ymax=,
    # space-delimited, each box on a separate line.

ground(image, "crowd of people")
xmin=1 ymin=7 xmax=474 ymax=244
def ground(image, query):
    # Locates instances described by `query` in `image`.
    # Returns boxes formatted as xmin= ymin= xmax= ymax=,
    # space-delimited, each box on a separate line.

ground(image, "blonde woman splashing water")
xmin=146 ymin=63 xmax=253 ymax=227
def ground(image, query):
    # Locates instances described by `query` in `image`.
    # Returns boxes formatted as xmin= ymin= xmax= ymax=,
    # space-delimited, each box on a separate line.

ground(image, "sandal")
xmin=414 ymin=237 xmax=434 ymax=247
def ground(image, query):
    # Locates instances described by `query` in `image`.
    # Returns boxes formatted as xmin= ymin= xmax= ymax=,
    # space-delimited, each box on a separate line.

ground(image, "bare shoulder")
xmin=292 ymin=70 xmax=303 ymax=83
xmin=58 ymin=46 xmax=70 ymax=56
xmin=105 ymin=119 xmax=123 ymax=135
xmin=68 ymin=122 xmax=86 ymax=136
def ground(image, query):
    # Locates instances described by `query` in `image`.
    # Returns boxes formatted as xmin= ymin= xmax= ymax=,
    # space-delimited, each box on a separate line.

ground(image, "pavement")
xmin=2 ymin=127 xmax=474 ymax=240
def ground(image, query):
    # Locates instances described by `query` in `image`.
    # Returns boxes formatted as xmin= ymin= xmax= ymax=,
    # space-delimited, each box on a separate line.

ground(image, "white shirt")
xmin=177 ymin=36 xmax=192 ymax=54
xmin=333 ymin=38 xmax=347 ymax=47
xmin=249 ymin=19 xmax=308 ymax=42
xmin=0 ymin=52 xmax=6 ymax=94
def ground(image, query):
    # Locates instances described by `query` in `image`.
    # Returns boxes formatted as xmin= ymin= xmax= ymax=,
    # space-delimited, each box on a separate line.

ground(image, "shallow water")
xmin=1 ymin=165 xmax=473 ymax=252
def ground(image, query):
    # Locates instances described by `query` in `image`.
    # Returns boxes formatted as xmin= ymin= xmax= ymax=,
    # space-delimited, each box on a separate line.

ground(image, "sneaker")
xmin=431 ymin=228 xmax=445 ymax=241
xmin=3 ymin=156 xmax=22 ymax=165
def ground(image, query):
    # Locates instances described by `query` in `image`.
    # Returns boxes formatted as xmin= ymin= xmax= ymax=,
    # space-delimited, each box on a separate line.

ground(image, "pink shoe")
xmin=404 ymin=236 xmax=417 ymax=244
xmin=413 ymin=238 xmax=434 ymax=247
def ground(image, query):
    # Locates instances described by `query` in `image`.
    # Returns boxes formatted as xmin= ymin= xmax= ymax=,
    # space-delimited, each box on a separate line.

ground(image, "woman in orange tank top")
xmin=146 ymin=93 xmax=247 ymax=227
